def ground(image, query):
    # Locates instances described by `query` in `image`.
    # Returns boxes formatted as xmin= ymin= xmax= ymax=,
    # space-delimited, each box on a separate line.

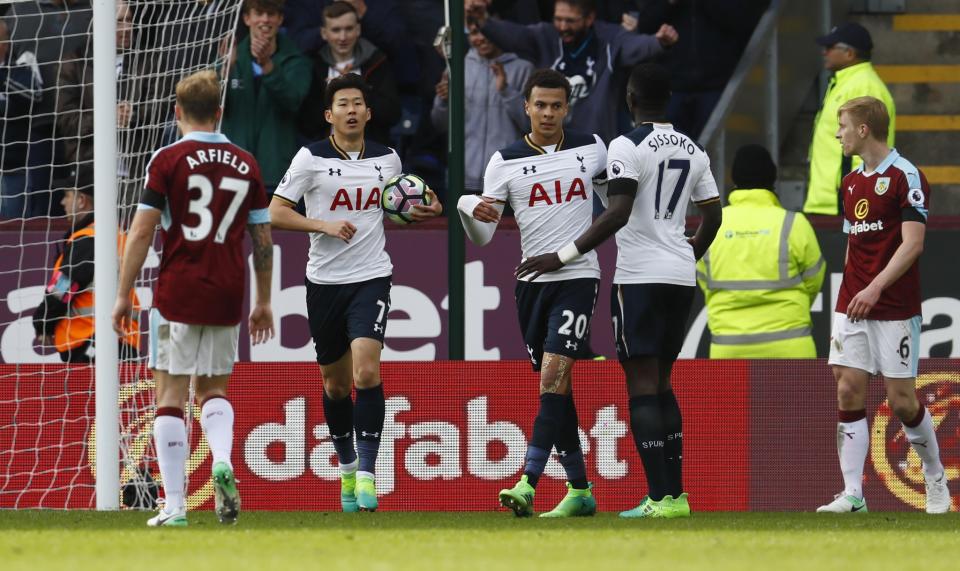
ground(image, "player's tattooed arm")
xmin=515 ymin=179 xmax=636 ymax=281
xmin=247 ymin=222 xmax=276 ymax=344
xmin=248 ymin=222 xmax=274 ymax=273
xmin=687 ymin=199 xmax=722 ymax=261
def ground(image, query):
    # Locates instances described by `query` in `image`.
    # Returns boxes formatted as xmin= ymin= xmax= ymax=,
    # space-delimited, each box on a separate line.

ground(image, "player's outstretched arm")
xmin=687 ymin=199 xmax=722 ymax=261
xmin=268 ymin=196 xmax=356 ymax=242
xmin=515 ymin=179 xmax=637 ymax=281
xmin=456 ymin=194 xmax=504 ymax=246
xmin=847 ymin=220 xmax=925 ymax=322
xmin=409 ymin=188 xmax=443 ymax=222
xmin=247 ymin=222 xmax=275 ymax=345
xmin=112 ymin=208 xmax=160 ymax=335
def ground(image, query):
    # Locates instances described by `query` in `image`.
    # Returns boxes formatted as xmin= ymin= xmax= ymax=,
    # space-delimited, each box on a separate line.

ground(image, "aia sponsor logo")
xmin=331 ymin=187 xmax=381 ymax=211
xmin=528 ymin=178 xmax=587 ymax=207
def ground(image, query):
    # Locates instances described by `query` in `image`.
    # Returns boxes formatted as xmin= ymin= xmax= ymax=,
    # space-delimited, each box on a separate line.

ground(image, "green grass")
xmin=2 ymin=511 xmax=960 ymax=571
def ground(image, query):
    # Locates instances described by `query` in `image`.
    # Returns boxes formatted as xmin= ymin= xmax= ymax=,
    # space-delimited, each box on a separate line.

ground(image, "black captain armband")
xmin=607 ymin=178 xmax=638 ymax=198
xmin=140 ymin=188 xmax=166 ymax=210
xmin=901 ymin=207 xmax=926 ymax=223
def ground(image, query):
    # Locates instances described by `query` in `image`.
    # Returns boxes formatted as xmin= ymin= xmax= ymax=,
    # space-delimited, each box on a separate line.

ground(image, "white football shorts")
xmin=827 ymin=312 xmax=920 ymax=379
xmin=148 ymin=308 xmax=239 ymax=376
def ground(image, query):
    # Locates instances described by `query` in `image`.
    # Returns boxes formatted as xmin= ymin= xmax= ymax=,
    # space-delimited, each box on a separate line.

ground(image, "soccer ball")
xmin=381 ymin=173 xmax=432 ymax=224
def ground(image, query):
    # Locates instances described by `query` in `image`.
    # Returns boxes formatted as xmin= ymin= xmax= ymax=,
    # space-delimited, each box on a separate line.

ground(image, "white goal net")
xmin=0 ymin=0 xmax=241 ymax=509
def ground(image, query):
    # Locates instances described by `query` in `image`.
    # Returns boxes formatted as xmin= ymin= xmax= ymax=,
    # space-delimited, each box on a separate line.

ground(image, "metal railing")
xmin=698 ymin=0 xmax=848 ymax=207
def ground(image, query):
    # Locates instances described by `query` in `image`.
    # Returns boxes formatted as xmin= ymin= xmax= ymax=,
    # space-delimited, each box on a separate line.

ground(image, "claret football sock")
xmin=154 ymin=407 xmax=188 ymax=513
xmin=323 ymin=391 xmax=357 ymax=466
xmin=555 ymin=394 xmax=588 ymax=490
xmin=355 ymin=384 xmax=385 ymax=474
xmin=200 ymin=397 xmax=234 ymax=469
xmin=658 ymin=389 xmax=684 ymax=498
xmin=524 ymin=393 xmax=568 ymax=487
xmin=837 ymin=409 xmax=868 ymax=498
xmin=628 ymin=395 xmax=669 ymax=501
xmin=902 ymin=406 xmax=945 ymax=479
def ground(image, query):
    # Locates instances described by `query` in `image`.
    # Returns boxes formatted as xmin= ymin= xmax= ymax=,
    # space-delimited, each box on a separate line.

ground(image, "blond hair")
xmin=176 ymin=70 xmax=221 ymax=124
xmin=838 ymin=96 xmax=889 ymax=142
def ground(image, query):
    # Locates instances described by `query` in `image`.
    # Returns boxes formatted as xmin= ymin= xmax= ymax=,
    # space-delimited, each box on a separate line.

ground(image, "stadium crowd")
xmin=0 ymin=0 xmax=768 ymax=218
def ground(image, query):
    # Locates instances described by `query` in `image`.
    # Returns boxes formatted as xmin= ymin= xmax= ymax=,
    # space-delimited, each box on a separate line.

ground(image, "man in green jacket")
xmin=697 ymin=145 xmax=825 ymax=358
xmin=222 ymin=0 xmax=312 ymax=192
xmin=804 ymin=23 xmax=895 ymax=215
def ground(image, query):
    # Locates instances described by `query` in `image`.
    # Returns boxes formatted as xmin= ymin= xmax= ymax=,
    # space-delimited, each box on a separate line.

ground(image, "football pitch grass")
xmin=2 ymin=511 xmax=959 ymax=571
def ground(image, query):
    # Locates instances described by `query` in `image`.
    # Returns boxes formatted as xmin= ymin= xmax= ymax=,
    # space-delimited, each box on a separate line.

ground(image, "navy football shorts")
xmin=610 ymin=283 xmax=695 ymax=362
xmin=306 ymin=276 xmax=391 ymax=365
xmin=515 ymin=278 xmax=599 ymax=372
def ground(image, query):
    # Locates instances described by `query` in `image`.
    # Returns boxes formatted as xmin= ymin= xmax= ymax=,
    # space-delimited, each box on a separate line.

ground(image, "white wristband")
xmin=557 ymin=242 xmax=582 ymax=265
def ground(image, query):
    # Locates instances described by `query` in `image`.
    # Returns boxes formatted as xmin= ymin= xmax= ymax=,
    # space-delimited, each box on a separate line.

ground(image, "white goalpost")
xmin=0 ymin=0 xmax=242 ymax=510
xmin=92 ymin=0 xmax=120 ymax=511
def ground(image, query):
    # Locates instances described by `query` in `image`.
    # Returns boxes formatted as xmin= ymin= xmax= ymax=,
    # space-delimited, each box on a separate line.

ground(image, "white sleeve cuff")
xmin=457 ymin=194 xmax=483 ymax=216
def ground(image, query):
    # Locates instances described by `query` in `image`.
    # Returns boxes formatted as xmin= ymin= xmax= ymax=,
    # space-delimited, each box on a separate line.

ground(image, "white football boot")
xmin=925 ymin=472 xmax=952 ymax=514
xmin=147 ymin=507 xmax=187 ymax=527
xmin=816 ymin=493 xmax=868 ymax=513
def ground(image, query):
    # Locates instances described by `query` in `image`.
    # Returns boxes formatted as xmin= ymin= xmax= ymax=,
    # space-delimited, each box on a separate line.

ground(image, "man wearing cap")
xmin=697 ymin=144 xmax=825 ymax=358
xmin=804 ymin=22 xmax=895 ymax=215
xmin=32 ymin=167 xmax=140 ymax=362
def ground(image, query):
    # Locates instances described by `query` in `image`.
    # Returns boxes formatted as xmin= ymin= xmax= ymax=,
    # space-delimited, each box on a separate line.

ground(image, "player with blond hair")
xmin=817 ymin=96 xmax=949 ymax=514
xmin=113 ymin=69 xmax=275 ymax=527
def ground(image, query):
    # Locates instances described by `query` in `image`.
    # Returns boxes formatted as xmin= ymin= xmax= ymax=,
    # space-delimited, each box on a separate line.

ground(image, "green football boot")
xmin=498 ymin=475 xmax=535 ymax=517
xmin=340 ymin=470 xmax=359 ymax=513
xmin=663 ymin=493 xmax=691 ymax=518
xmin=211 ymin=461 xmax=240 ymax=525
xmin=539 ymin=483 xmax=596 ymax=518
xmin=356 ymin=474 xmax=378 ymax=512
xmin=619 ymin=495 xmax=669 ymax=519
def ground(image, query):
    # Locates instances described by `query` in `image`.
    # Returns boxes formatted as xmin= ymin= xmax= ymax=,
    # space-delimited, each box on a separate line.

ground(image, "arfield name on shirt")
xmin=184 ymin=147 xmax=251 ymax=175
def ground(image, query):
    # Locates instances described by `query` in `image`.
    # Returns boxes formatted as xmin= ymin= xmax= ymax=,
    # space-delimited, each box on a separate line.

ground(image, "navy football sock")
xmin=322 ymin=391 xmax=357 ymax=465
xmin=354 ymin=384 xmax=385 ymax=474
xmin=555 ymin=394 xmax=588 ymax=489
xmin=629 ymin=395 xmax=669 ymax=501
xmin=659 ymin=389 xmax=684 ymax=497
xmin=524 ymin=393 xmax=567 ymax=487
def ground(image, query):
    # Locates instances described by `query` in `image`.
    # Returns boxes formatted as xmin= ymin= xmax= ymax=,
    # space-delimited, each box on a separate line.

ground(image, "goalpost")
xmin=0 ymin=0 xmax=241 ymax=510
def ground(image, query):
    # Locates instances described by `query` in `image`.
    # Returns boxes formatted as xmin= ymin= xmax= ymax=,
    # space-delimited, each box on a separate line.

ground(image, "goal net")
xmin=0 ymin=0 xmax=242 ymax=509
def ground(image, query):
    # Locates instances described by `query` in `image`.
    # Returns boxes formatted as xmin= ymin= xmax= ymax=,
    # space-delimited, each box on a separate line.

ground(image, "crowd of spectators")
xmin=0 ymin=0 xmax=768 ymax=218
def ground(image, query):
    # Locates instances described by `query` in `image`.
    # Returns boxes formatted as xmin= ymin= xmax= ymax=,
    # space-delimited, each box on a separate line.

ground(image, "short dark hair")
xmin=325 ymin=74 xmax=371 ymax=109
xmin=557 ymin=0 xmax=596 ymax=16
xmin=523 ymin=69 xmax=571 ymax=101
xmin=323 ymin=0 xmax=358 ymax=22
xmin=243 ymin=0 xmax=284 ymax=15
xmin=626 ymin=62 xmax=671 ymax=112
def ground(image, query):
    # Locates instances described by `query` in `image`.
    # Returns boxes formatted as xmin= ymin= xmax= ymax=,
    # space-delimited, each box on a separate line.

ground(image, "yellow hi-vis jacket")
xmin=696 ymin=189 xmax=825 ymax=358
xmin=803 ymin=61 xmax=895 ymax=215
xmin=48 ymin=224 xmax=141 ymax=354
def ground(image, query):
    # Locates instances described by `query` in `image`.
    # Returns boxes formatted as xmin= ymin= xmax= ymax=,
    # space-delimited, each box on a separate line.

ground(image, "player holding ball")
xmin=269 ymin=74 xmax=441 ymax=512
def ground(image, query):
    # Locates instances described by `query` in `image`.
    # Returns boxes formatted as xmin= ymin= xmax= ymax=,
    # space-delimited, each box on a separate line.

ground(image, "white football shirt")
xmin=483 ymin=131 xmax=607 ymax=282
xmin=274 ymin=136 xmax=402 ymax=285
xmin=607 ymin=123 xmax=720 ymax=286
